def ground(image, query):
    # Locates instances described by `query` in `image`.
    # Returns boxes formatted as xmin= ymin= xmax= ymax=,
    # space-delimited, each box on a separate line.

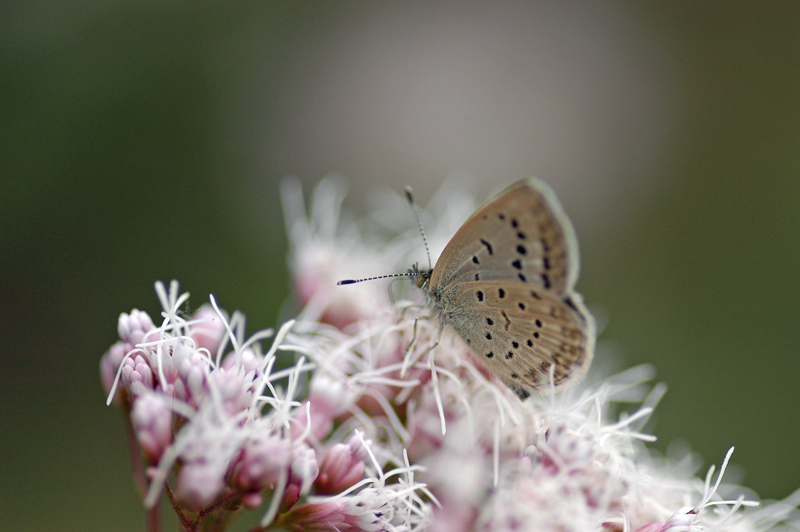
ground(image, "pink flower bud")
xmin=190 ymin=304 xmax=226 ymax=355
xmin=231 ymin=435 xmax=291 ymax=492
xmin=173 ymin=350 xmax=210 ymax=408
xmin=290 ymin=444 xmax=319 ymax=488
xmin=241 ymin=492 xmax=263 ymax=510
xmin=280 ymin=488 xmax=390 ymax=532
xmin=283 ymin=444 xmax=319 ymax=510
xmin=209 ymin=367 xmax=253 ymax=417
xmin=100 ymin=341 xmax=129 ymax=405
xmin=314 ymin=437 xmax=368 ymax=495
xmin=221 ymin=347 xmax=261 ymax=375
xmin=279 ymin=500 xmax=367 ymax=532
xmin=121 ymin=352 xmax=155 ymax=397
xmin=118 ymin=309 xmax=155 ymax=345
xmin=635 ymin=507 xmax=698 ymax=532
xmin=176 ymin=460 xmax=226 ymax=511
xmin=130 ymin=393 xmax=172 ymax=462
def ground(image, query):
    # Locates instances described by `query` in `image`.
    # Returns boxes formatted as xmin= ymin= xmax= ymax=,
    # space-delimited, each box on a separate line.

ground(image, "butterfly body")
xmin=417 ymin=179 xmax=595 ymax=400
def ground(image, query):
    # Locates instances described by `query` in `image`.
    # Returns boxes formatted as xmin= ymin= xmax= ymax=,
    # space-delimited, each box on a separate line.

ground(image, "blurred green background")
xmin=2 ymin=3 xmax=799 ymax=530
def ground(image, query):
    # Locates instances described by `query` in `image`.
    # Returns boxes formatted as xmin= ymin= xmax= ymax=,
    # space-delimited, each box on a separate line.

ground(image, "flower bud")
xmin=118 ymin=309 xmax=155 ymax=346
xmin=190 ymin=304 xmax=226 ymax=355
xmin=130 ymin=393 xmax=172 ymax=462
xmin=100 ymin=341 xmax=129 ymax=405
xmin=176 ymin=460 xmax=226 ymax=511
xmin=231 ymin=435 xmax=291 ymax=492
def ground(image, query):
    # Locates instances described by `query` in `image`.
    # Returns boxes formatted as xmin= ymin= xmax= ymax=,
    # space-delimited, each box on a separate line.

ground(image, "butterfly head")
xmin=409 ymin=263 xmax=432 ymax=289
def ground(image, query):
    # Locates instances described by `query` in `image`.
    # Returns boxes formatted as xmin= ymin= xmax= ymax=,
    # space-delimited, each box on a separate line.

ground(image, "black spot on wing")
xmin=564 ymin=297 xmax=580 ymax=313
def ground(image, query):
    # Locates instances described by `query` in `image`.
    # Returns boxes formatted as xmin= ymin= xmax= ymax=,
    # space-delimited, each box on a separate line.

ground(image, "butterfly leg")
xmin=401 ymin=315 xmax=440 ymax=377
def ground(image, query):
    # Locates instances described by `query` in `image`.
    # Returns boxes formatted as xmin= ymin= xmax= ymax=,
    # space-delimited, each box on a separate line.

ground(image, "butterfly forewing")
xmin=428 ymin=179 xmax=579 ymax=296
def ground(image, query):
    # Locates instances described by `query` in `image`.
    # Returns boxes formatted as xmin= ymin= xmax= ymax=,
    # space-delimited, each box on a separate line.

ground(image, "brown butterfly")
xmin=341 ymin=179 xmax=595 ymax=400
xmin=412 ymin=179 xmax=595 ymax=400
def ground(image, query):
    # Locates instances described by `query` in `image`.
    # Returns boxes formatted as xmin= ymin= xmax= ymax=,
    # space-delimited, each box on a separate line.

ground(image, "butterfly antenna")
xmin=337 ymin=273 xmax=417 ymax=285
xmin=404 ymin=186 xmax=432 ymax=271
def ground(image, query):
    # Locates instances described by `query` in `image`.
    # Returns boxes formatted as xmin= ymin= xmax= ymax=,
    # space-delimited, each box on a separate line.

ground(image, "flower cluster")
xmin=101 ymin=177 xmax=800 ymax=531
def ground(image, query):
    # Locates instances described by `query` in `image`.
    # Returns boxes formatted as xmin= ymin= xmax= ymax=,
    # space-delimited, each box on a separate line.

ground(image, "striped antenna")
xmin=337 ymin=186 xmax=432 ymax=286
xmin=337 ymin=272 xmax=418 ymax=286
xmin=404 ymin=186 xmax=432 ymax=271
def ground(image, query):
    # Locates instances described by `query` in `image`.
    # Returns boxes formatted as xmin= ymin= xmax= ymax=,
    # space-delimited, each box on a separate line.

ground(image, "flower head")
xmin=101 ymin=177 xmax=800 ymax=532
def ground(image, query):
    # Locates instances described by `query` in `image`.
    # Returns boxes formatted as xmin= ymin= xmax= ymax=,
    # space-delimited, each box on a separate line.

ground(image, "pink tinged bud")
xmin=130 ymin=393 xmax=173 ymax=462
xmin=176 ymin=460 xmax=226 ymax=511
xmin=100 ymin=341 xmax=129 ymax=404
xmin=284 ymin=444 xmax=319 ymax=509
xmin=241 ymin=492 xmax=263 ymax=510
xmin=190 ymin=304 xmax=226 ymax=355
xmin=209 ymin=368 xmax=253 ymax=417
xmin=231 ymin=436 xmax=291 ymax=492
xmin=118 ymin=309 xmax=155 ymax=345
xmin=174 ymin=351 xmax=210 ymax=407
xmin=290 ymin=445 xmax=319 ymax=487
xmin=290 ymin=400 xmax=334 ymax=441
xmin=282 ymin=482 xmax=302 ymax=511
xmin=634 ymin=507 xmax=699 ymax=532
xmin=314 ymin=441 xmax=366 ymax=495
xmin=221 ymin=348 xmax=261 ymax=375
xmin=280 ymin=500 xmax=377 ymax=532
xmin=121 ymin=353 xmax=155 ymax=397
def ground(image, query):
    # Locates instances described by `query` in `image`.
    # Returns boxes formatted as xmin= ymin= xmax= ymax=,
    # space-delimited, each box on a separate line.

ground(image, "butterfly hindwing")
xmin=440 ymin=280 xmax=595 ymax=398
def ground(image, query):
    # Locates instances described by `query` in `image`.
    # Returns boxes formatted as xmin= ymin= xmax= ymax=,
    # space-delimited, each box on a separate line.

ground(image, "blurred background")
xmin=2 ymin=2 xmax=799 ymax=530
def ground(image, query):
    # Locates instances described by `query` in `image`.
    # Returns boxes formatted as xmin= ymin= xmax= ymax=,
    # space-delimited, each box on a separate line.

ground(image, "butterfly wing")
xmin=424 ymin=178 xmax=593 ymax=398
xmin=428 ymin=179 xmax=580 ymax=296
xmin=441 ymin=280 xmax=595 ymax=398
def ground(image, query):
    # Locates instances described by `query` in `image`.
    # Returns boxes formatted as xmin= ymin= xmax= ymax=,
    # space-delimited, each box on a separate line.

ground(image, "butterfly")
xmin=411 ymin=179 xmax=595 ymax=400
